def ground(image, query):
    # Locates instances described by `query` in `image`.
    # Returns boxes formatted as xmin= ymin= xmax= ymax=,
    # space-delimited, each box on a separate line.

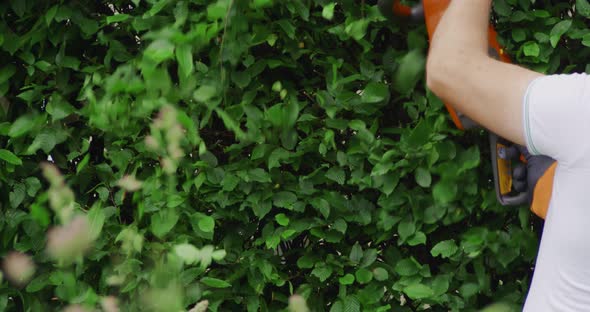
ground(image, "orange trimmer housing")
xmin=384 ymin=0 xmax=555 ymax=219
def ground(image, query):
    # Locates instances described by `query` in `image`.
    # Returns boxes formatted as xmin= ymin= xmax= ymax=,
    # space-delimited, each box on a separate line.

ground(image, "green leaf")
xmin=414 ymin=167 xmax=431 ymax=187
xmin=512 ymin=29 xmax=526 ymax=42
xmin=268 ymin=148 xmax=290 ymax=169
xmin=25 ymin=128 xmax=64 ymax=155
xmin=57 ymin=56 xmax=80 ymax=70
xmin=345 ymin=19 xmax=369 ymax=41
xmin=144 ymin=39 xmax=175 ymax=63
xmin=523 ymin=41 xmax=540 ymax=57
xmin=433 ymin=179 xmax=457 ymax=204
xmin=198 ymin=215 xmax=215 ymax=233
xmin=549 ymin=20 xmax=572 ymax=48
xmin=403 ymin=283 xmax=434 ymax=299
xmin=46 ymin=5 xmax=59 ymax=26
xmin=0 ymin=65 xmax=16 ymax=85
xmin=332 ymin=219 xmax=347 ymax=234
xmin=397 ymin=218 xmax=415 ymax=242
xmin=326 ymin=167 xmax=345 ymax=185
xmin=405 ymin=119 xmax=431 ymax=148
xmin=8 ymin=115 xmax=35 ymax=138
xmin=459 ymin=146 xmax=480 ymax=171
xmin=578 ymin=0 xmax=590 ymax=18
xmin=76 ymin=18 xmax=99 ymax=36
xmin=9 ymin=183 xmax=25 ymax=208
xmin=431 ymin=274 xmax=451 ymax=296
xmin=290 ymin=0 xmax=309 ymax=21
xmin=342 ymin=296 xmax=360 ymax=312
xmin=252 ymin=0 xmax=273 ymax=9
xmin=200 ymin=277 xmax=232 ymax=288
xmin=349 ymin=242 xmax=363 ymax=264
xmin=493 ymin=0 xmax=512 ymax=17
xmin=361 ymin=82 xmax=389 ymax=104
xmin=174 ymin=243 xmax=200 ymax=264
xmin=106 ymin=13 xmax=131 ymax=24
xmin=297 ymin=255 xmax=315 ymax=269
xmin=373 ymin=268 xmax=389 ymax=281
xmin=25 ymin=177 xmax=41 ymax=197
xmin=0 ymin=149 xmax=22 ymax=165
xmin=382 ymin=172 xmax=400 ymax=196
xmin=311 ymin=197 xmax=330 ymax=219
xmin=31 ymin=203 xmax=50 ymax=228
xmin=76 ymin=154 xmax=90 ymax=173
xmin=355 ymin=268 xmax=373 ymax=284
xmin=150 ymin=209 xmax=179 ymax=238
xmin=176 ymin=44 xmax=194 ymax=78
xmin=212 ymin=249 xmax=226 ymax=261
xmin=46 ymin=95 xmax=75 ymax=120
xmin=34 ymin=61 xmax=52 ymax=73
xmin=272 ymin=81 xmax=282 ymax=92
xmin=17 ymin=89 xmax=38 ymax=103
xmin=311 ymin=264 xmax=333 ymax=282
xmin=394 ymin=49 xmax=425 ymax=95
xmin=339 ymin=274 xmax=354 ymax=285
xmin=322 ymin=3 xmax=336 ymax=20
xmin=275 ymin=213 xmax=290 ymax=226
xmin=431 ymin=240 xmax=459 ymax=258
xmin=251 ymin=201 xmax=272 ymax=219
xmin=193 ymin=85 xmax=218 ymax=102
xmin=273 ymin=191 xmax=297 ymax=208
xmin=248 ymin=168 xmax=272 ymax=183
xmin=281 ymin=229 xmax=296 ymax=239
xmin=394 ymin=258 xmax=420 ymax=276
xmin=11 ymin=1 xmax=26 ymax=17
xmin=407 ymin=231 xmax=426 ymax=246
xmin=360 ymin=248 xmax=378 ymax=268
xmin=277 ymin=20 xmax=296 ymax=39
xmin=480 ymin=303 xmax=517 ymax=312
xmin=231 ymin=70 xmax=251 ymax=88
xmin=266 ymin=104 xmax=283 ymax=127
xmin=26 ymin=273 xmax=50 ymax=292
xmin=460 ymin=282 xmax=480 ymax=299
xmin=87 ymin=205 xmax=106 ymax=240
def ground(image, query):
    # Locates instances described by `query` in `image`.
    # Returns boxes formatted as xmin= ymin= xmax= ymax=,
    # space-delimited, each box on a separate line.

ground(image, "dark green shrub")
xmin=0 ymin=0 xmax=582 ymax=311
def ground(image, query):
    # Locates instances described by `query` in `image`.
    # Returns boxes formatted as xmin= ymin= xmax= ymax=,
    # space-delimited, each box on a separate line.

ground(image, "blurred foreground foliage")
xmin=0 ymin=0 xmax=584 ymax=311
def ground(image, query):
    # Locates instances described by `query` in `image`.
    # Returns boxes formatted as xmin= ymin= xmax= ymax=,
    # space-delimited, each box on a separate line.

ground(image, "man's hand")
xmin=511 ymin=146 xmax=555 ymax=205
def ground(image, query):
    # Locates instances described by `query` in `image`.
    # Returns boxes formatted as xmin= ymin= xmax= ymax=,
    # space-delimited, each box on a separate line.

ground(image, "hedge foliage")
xmin=0 ymin=0 xmax=585 ymax=311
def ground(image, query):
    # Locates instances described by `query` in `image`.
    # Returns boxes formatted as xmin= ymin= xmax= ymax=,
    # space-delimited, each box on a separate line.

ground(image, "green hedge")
xmin=0 ymin=0 xmax=583 ymax=311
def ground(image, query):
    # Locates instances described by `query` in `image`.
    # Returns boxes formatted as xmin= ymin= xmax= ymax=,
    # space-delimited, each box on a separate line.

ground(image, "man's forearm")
xmin=425 ymin=0 xmax=496 ymax=123
xmin=428 ymin=0 xmax=493 ymax=63
xmin=425 ymin=0 xmax=542 ymax=145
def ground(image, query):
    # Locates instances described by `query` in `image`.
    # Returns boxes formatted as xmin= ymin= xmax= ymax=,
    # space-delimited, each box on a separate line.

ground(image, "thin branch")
xmin=216 ymin=0 xmax=236 ymax=110
xmin=218 ymin=0 xmax=235 ymax=79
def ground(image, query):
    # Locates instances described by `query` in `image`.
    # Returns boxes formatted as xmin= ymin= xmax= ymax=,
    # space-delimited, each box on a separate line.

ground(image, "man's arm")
xmin=426 ymin=0 xmax=542 ymax=145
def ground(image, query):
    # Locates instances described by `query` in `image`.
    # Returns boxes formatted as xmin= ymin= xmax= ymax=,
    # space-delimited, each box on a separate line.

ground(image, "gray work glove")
xmin=512 ymin=146 xmax=555 ymax=204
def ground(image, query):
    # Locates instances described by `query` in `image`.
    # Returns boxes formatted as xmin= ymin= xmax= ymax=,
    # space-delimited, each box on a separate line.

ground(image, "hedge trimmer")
xmin=379 ymin=0 xmax=556 ymax=219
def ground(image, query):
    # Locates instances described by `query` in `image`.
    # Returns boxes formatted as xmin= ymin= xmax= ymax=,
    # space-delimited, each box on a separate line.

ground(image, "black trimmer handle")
xmin=490 ymin=133 xmax=529 ymax=206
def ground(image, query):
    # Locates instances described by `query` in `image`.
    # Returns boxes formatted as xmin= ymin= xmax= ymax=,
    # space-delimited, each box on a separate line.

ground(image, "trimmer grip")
xmin=491 ymin=134 xmax=557 ymax=214
xmin=490 ymin=134 xmax=529 ymax=206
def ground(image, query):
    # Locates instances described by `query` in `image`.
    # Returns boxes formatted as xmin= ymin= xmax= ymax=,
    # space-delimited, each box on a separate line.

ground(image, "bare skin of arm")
xmin=426 ymin=0 xmax=542 ymax=146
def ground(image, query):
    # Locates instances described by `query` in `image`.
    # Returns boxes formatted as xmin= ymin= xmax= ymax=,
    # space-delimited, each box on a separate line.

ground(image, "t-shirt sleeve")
xmin=523 ymin=73 xmax=590 ymax=165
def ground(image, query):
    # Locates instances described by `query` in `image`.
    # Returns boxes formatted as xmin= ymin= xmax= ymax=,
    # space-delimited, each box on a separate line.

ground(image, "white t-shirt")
xmin=522 ymin=73 xmax=590 ymax=311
